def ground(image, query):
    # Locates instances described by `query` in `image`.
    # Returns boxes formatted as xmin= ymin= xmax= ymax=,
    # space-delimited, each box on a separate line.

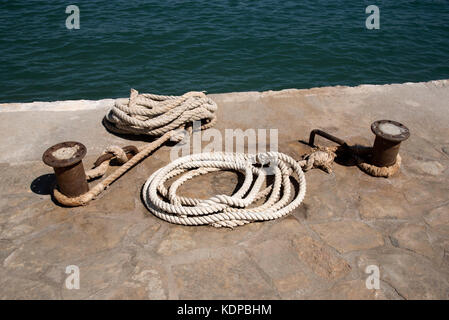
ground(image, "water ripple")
xmin=0 ymin=0 xmax=448 ymax=102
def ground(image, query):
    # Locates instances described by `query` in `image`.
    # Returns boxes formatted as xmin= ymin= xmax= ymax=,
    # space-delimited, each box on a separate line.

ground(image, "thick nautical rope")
xmin=351 ymin=145 xmax=401 ymax=177
xmin=141 ymin=152 xmax=306 ymax=228
xmin=297 ymin=145 xmax=401 ymax=177
xmin=53 ymin=89 xmax=218 ymax=207
xmin=298 ymin=146 xmax=337 ymax=173
xmin=104 ymin=89 xmax=217 ymax=139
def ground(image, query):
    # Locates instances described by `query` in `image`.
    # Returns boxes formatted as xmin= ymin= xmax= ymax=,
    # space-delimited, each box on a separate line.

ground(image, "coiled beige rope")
xmin=104 ymin=89 xmax=217 ymax=139
xmin=142 ymin=152 xmax=307 ymax=228
xmin=53 ymin=89 xmax=218 ymax=207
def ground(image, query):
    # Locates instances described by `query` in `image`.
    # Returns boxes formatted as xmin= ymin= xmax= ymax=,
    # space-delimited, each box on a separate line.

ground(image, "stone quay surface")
xmin=0 ymin=80 xmax=448 ymax=299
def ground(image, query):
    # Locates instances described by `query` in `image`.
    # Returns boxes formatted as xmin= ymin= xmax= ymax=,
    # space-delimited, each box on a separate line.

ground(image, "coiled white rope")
xmin=142 ymin=152 xmax=306 ymax=228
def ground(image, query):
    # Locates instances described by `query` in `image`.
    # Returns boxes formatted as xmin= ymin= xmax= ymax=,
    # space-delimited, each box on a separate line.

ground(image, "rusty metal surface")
xmin=371 ymin=120 xmax=410 ymax=142
xmin=42 ymin=141 xmax=89 ymax=197
xmin=370 ymin=120 xmax=410 ymax=167
xmin=42 ymin=141 xmax=87 ymax=168
xmin=53 ymin=162 xmax=89 ymax=197
xmin=308 ymin=129 xmax=347 ymax=147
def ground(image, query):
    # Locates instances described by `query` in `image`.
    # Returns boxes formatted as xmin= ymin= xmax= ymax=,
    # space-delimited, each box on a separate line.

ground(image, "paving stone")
xmin=129 ymin=219 xmax=162 ymax=246
xmin=0 ymin=239 xmax=16 ymax=265
xmin=295 ymin=166 xmax=360 ymax=222
xmin=156 ymin=227 xmax=197 ymax=256
xmin=175 ymin=168 xmax=227 ymax=199
xmin=358 ymin=189 xmax=412 ymax=220
xmin=60 ymin=250 xmax=134 ymax=299
xmin=365 ymin=219 xmax=407 ymax=239
xmin=310 ymin=220 xmax=385 ymax=253
xmin=442 ymin=241 xmax=449 ymax=269
xmin=0 ymin=194 xmax=45 ymax=224
xmin=425 ymin=205 xmax=449 ymax=235
xmin=0 ymin=162 xmax=50 ymax=196
xmin=402 ymin=135 xmax=446 ymax=159
xmin=250 ymin=216 xmax=308 ymax=243
xmin=309 ymin=280 xmax=389 ymax=300
xmin=400 ymin=178 xmax=449 ymax=207
xmin=298 ymin=191 xmax=357 ymax=222
xmin=138 ymin=149 xmax=171 ymax=175
xmin=0 ymin=276 xmax=59 ymax=299
xmin=405 ymin=158 xmax=446 ymax=176
xmin=291 ymin=235 xmax=351 ymax=280
xmin=82 ymin=167 xmax=141 ymax=217
xmin=94 ymin=253 xmax=169 ymax=300
xmin=194 ymin=222 xmax=265 ymax=247
xmin=156 ymin=221 xmax=265 ymax=256
xmin=246 ymin=239 xmax=316 ymax=296
xmin=443 ymin=146 xmax=449 ymax=156
xmin=98 ymin=268 xmax=168 ymax=300
xmin=1 ymin=196 xmax=55 ymax=227
xmin=0 ymin=224 xmax=34 ymax=240
xmin=171 ymin=250 xmax=278 ymax=299
xmin=357 ymin=249 xmax=449 ymax=299
xmin=391 ymin=223 xmax=442 ymax=261
xmin=3 ymin=213 xmax=133 ymax=278
xmin=0 ymin=204 xmax=74 ymax=242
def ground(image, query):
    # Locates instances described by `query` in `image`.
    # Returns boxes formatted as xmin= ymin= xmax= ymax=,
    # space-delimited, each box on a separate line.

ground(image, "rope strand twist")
xmin=141 ymin=152 xmax=306 ymax=228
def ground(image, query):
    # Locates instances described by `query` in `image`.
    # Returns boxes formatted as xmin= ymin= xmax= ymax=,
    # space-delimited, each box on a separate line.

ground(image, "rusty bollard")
xmin=370 ymin=120 xmax=410 ymax=167
xmin=42 ymin=141 xmax=89 ymax=197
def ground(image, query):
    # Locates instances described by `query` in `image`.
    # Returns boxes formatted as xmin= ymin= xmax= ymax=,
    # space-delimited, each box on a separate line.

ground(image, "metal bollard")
xmin=370 ymin=120 xmax=410 ymax=167
xmin=307 ymin=119 xmax=410 ymax=170
xmin=42 ymin=141 xmax=89 ymax=197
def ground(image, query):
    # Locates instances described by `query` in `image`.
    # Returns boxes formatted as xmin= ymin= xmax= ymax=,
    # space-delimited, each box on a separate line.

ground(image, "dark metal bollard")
xmin=370 ymin=120 xmax=410 ymax=167
xmin=307 ymin=119 xmax=410 ymax=169
xmin=42 ymin=141 xmax=89 ymax=197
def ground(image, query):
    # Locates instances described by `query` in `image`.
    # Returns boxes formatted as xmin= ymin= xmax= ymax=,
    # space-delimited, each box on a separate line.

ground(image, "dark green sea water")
xmin=1 ymin=0 xmax=448 ymax=102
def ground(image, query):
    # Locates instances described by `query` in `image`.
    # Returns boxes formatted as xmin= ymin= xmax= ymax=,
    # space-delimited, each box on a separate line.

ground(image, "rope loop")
xmin=141 ymin=152 xmax=306 ymax=228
